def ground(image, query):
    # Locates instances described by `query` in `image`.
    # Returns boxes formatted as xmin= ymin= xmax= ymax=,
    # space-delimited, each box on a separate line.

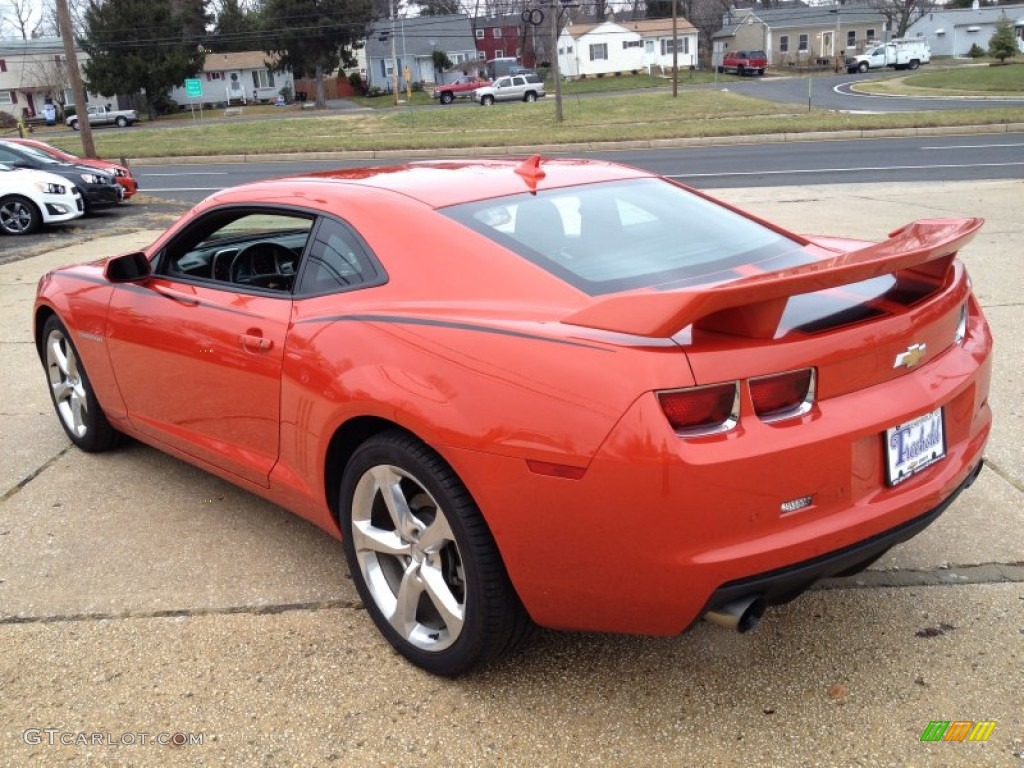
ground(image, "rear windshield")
xmin=442 ymin=178 xmax=812 ymax=295
xmin=750 ymin=50 xmax=766 ymax=58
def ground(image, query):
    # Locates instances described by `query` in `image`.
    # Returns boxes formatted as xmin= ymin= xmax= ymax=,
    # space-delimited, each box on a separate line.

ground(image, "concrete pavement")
xmin=1 ymin=180 xmax=1021 ymax=766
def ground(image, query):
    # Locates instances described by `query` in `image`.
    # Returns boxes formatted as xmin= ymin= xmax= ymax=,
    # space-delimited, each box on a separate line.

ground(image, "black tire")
xmin=69 ymin=119 xmax=79 ymax=131
xmin=737 ymin=65 xmax=745 ymax=76
xmin=717 ymin=66 xmax=724 ymax=74
xmin=440 ymin=91 xmax=454 ymax=105
xmin=0 ymin=195 xmax=42 ymax=236
xmin=339 ymin=430 xmax=530 ymax=676
xmin=908 ymin=59 xmax=920 ymax=70
xmin=858 ymin=61 xmax=869 ymax=73
xmin=115 ymin=115 xmax=128 ymax=127
xmin=524 ymin=91 xmax=537 ymax=103
xmin=481 ymin=95 xmax=494 ymax=106
xmin=41 ymin=315 xmax=122 ymax=452
xmin=757 ymin=68 xmax=765 ymax=76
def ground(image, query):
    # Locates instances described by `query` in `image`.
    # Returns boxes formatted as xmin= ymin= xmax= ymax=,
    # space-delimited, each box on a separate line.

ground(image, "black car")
xmin=0 ymin=141 xmax=121 ymax=211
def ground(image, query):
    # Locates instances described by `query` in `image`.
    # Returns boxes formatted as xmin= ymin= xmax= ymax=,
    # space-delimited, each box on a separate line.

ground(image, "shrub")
xmin=987 ymin=16 xmax=1018 ymax=64
xmin=968 ymin=43 xmax=986 ymax=58
xmin=348 ymin=71 xmax=362 ymax=90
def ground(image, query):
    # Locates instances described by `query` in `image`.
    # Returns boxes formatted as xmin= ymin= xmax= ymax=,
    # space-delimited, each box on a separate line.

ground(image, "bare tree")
xmin=1 ymin=0 xmax=40 ymax=39
xmin=21 ymin=55 xmax=73 ymax=115
xmin=866 ymin=0 xmax=928 ymax=38
xmin=37 ymin=0 xmax=88 ymax=38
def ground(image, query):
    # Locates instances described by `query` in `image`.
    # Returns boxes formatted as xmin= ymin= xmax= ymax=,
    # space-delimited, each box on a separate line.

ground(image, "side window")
xmin=162 ymin=209 xmax=314 ymax=292
xmin=296 ymin=218 xmax=383 ymax=295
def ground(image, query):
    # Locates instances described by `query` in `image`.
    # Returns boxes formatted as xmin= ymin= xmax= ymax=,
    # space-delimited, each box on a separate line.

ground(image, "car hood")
xmin=0 ymin=166 xmax=76 ymax=190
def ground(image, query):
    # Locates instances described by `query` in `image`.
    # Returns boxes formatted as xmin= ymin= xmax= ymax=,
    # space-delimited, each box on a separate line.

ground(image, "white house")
xmin=0 ymin=37 xmax=118 ymax=121
xmin=907 ymin=4 xmax=1024 ymax=57
xmin=558 ymin=18 xmax=697 ymax=78
xmin=169 ymin=51 xmax=294 ymax=106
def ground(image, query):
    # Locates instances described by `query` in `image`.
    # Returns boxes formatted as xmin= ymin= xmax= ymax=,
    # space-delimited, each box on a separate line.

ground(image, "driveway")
xmin=1 ymin=179 xmax=1021 ymax=766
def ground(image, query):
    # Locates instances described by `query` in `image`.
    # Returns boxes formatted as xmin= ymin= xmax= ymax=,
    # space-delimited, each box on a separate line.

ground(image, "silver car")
xmin=474 ymin=74 xmax=545 ymax=106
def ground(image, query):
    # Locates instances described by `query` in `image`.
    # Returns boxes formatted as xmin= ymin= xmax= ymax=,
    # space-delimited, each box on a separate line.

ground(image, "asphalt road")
xmin=712 ymin=71 xmax=1024 ymax=113
xmin=133 ymin=132 xmax=1024 ymax=201
xmin=2 ymin=179 xmax=1022 ymax=766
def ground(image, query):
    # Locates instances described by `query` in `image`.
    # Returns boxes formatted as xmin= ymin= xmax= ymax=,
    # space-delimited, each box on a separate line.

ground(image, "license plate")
xmin=885 ymin=408 xmax=946 ymax=486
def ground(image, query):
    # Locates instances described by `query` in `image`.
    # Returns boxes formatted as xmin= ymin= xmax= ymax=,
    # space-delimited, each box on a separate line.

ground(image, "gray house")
xmin=907 ymin=4 xmax=1024 ymax=57
xmin=365 ymin=13 xmax=479 ymax=91
xmin=713 ymin=4 xmax=887 ymax=68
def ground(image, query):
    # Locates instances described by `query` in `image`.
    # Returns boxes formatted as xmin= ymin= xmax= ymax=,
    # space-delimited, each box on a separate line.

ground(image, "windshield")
xmin=443 ymin=178 xmax=814 ymax=296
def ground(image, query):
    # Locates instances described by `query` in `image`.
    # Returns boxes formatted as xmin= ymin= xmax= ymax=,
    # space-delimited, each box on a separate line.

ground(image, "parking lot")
xmin=1 ymin=179 xmax=1021 ymax=766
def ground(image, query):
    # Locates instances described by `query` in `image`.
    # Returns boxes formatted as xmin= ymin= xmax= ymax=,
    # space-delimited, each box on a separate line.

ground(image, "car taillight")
xmin=658 ymin=382 xmax=739 ymax=436
xmin=749 ymin=368 xmax=815 ymax=422
xmin=954 ymin=302 xmax=968 ymax=345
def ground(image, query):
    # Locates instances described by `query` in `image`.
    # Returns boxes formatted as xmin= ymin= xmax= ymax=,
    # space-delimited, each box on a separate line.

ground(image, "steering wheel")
xmin=229 ymin=242 xmax=297 ymax=290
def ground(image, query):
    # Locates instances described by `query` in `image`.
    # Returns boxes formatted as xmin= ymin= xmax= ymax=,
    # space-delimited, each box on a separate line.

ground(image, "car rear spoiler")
xmin=561 ymin=217 xmax=983 ymax=339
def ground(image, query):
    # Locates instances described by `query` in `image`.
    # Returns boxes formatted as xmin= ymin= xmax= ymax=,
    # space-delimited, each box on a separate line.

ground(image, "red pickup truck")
xmin=718 ymin=50 xmax=768 ymax=76
xmin=434 ymin=75 xmax=491 ymax=105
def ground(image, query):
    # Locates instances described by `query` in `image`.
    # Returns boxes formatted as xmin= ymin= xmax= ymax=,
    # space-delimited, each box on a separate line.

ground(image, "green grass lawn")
xmin=902 ymin=62 xmax=1024 ymax=92
xmin=27 ymin=88 xmax=1024 ymax=160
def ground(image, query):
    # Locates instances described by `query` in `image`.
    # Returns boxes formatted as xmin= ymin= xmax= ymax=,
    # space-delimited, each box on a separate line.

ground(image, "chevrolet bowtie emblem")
xmin=894 ymin=343 xmax=927 ymax=369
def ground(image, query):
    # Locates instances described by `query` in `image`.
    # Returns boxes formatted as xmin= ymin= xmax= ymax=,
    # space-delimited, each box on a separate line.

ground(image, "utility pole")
xmin=671 ymin=0 xmax=678 ymax=98
xmin=390 ymin=0 xmax=399 ymax=106
xmin=548 ymin=1 xmax=564 ymax=122
xmin=56 ymin=0 xmax=95 ymax=158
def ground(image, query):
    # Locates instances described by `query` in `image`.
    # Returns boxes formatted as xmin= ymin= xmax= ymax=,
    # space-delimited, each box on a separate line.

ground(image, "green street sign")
xmin=185 ymin=79 xmax=202 ymax=98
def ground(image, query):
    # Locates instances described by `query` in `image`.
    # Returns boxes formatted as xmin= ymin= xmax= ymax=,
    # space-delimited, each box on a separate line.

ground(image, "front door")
xmin=105 ymin=209 xmax=315 ymax=485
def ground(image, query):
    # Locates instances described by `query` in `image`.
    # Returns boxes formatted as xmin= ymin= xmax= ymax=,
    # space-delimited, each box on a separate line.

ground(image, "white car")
xmin=0 ymin=163 xmax=84 ymax=236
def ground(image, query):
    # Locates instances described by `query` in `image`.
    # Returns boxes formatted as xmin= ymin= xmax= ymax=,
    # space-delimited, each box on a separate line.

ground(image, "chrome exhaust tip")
xmin=703 ymin=596 xmax=766 ymax=633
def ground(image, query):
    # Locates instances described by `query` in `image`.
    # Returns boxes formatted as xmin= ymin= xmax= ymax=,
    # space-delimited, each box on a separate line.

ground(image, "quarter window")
xmin=296 ymin=219 xmax=383 ymax=295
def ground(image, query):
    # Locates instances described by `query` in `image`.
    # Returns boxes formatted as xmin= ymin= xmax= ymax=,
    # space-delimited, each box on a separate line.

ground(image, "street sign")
xmin=185 ymin=79 xmax=202 ymax=99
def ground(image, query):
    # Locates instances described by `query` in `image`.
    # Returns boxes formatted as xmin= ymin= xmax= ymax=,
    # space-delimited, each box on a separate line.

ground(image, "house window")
xmin=475 ymin=29 xmax=484 ymax=39
xmin=798 ymin=34 xmax=809 ymax=52
xmin=847 ymin=30 xmax=856 ymax=47
xmin=495 ymin=49 xmax=504 ymax=58
xmin=477 ymin=50 xmax=486 ymax=59
xmin=206 ymin=72 xmax=223 ymax=81
xmin=382 ymin=59 xmax=394 ymax=77
xmin=0 ymin=59 xmax=6 ymax=73
xmin=623 ymin=40 xmax=641 ymax=49
xmin=494 ymin=28 xmax=502 ymax=38
xmin=0 ymin=91 xmax=12 ymax=105
xmin=645 ymin=40 xmax=654 ymax=53
xmin=866 ymin=28 xmax=876 ymax=40
xmin=660 ymin=38 xmax=687 ymax=55
xmin=779 ymin=35 xmax=789 ymax=52
xmin=589 ymin=43 xmax=608 ymax=61
xmin=566 ymin=45 xmax=573 ymax=54
xmin=252 ymin=69 xmax=275 ymax=89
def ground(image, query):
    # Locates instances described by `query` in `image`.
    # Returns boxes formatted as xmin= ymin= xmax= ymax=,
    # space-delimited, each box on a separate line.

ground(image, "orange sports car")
xmin=34 ymin=158 xmax=992 ymax=676
xmin=7 ymin=138 xmax=138 ymax=199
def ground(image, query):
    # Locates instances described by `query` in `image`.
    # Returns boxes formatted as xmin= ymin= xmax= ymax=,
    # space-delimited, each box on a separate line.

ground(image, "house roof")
xmin=913 ymin=4 xmax=1024 ymax=27
xmin=563 ymin=18 xmax=696 ymax=39
xmin=622 ymin=17 xmax=697 ymax=36
xmin=0 ymin=36 xmax=67 ymax=56
xmin=203 ymin=51 xmax=280 ymax=72
xmin=714 ymin=3 xmax=885 ymax=39
xmin=365 ymin=14 xmax=478 ymax=59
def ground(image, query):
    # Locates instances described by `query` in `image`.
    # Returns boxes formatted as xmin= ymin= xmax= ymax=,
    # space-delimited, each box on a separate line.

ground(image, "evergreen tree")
xmin=988 ymin=16 xmax=1018 ymax=64
xmin=82 ymin=0 xmax=205 ymax=119
xmin=261 ymin=0 xmax=373 ymax=109
xmin=214 ymin=0 xmax=263 ymax=52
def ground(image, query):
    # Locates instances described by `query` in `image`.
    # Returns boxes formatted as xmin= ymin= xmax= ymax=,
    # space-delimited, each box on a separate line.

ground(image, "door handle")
xmin=239 ymin=333 xmax=273 ymax=353
xmin=152 ymin=286 xmax=199 ymax=306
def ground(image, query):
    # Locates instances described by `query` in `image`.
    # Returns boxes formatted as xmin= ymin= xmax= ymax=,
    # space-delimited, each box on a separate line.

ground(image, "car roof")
xmin=281 ymin=158 xmax=655 ymax=209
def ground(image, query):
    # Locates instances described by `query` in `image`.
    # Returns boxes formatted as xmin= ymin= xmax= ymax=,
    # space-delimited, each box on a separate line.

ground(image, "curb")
xmin=125 ymin=122 xmax=1024 ymax=166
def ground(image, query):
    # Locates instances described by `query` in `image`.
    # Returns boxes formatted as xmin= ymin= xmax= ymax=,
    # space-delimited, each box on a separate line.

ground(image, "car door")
xmin=105 ymin=208 xmax=314 ymax=486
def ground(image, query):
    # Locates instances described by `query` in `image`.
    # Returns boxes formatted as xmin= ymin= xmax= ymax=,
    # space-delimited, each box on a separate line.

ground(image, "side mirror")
xmin=105 ymin=251 xmax=151 ymax=283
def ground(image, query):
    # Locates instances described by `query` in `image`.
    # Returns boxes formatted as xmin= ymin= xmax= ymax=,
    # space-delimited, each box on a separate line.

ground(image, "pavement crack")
xmin=1 ymin=446 xmax=71 ymax=503
xmin=0 ymin=598 xmax=364 ymax=627
xmin=818 ymin=562 xmax=1024 ymax=591
xmin=984 ymin=458 xmax=1024 ymax=494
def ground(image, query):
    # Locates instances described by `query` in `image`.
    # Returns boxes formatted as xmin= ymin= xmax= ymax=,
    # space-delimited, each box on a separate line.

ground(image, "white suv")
xmin=474 ymin=74 xmax=546 ymax=106
xmin=0 ymin=164 xmax=84 ymax=236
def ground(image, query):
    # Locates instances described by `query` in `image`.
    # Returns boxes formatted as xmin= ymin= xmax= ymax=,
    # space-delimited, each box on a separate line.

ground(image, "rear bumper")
xmin=695 ymin=459 xmax=984 ymax=622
